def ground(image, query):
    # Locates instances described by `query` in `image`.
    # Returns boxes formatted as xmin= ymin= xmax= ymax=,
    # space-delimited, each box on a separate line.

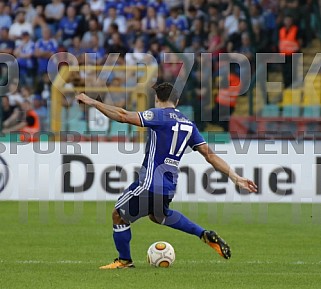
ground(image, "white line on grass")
xmin=3 ymin=260 xmax=321 ymax=265
xmin=14 ymin=260 xmax=96 ymax=264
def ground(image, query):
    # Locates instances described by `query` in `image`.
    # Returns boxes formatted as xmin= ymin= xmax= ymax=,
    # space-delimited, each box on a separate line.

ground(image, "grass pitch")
xmin=0 ymin=202 xmax=321 ymax=289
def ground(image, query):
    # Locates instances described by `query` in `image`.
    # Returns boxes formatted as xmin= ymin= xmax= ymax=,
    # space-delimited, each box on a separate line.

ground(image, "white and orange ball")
xmin=147 ymin=241 xmax=175 ymax=267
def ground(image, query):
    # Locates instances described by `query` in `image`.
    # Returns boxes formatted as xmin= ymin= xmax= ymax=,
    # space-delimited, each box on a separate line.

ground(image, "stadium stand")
xmin=0 ymin=0 xmax=320 ymax=140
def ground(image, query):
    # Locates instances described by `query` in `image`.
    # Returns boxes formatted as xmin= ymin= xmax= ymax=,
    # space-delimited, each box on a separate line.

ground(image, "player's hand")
xmin=236 ymin=177 xmax=258 ymax=193
xmin=75 ymin=93 xmax=94 ymax=106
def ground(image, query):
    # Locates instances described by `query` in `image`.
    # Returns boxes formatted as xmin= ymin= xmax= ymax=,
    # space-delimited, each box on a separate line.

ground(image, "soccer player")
xmin=76 ymin=82 xmax=257 ymax=269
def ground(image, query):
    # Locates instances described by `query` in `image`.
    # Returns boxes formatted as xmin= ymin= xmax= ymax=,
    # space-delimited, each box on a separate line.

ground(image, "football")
xmin=147 ymin=241 xmax=175 ymax=267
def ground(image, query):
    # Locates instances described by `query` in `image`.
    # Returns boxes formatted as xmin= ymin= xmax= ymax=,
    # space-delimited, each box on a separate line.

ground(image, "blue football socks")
xmin=163 ymin=210 xmax=205 ymax=238
xmin=113 ymin=224 xmax=132 ymax=261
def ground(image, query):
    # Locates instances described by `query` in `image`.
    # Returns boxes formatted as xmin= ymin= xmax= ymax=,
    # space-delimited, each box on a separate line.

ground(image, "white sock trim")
xmin=113 ymin=224 xmax=130 ymax=233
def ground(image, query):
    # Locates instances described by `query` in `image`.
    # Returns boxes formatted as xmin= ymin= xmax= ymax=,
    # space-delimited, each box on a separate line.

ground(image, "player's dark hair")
xmin=154 ymin=82 xmax=179 ymax=104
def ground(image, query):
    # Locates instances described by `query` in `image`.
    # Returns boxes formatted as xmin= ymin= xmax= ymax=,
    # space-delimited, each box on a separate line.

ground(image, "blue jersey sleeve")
xmin=50 ymin=39 xmax=58 ymax=52
xmin=138 ymin=108 xmax=164 ymax=128
xmin=35 ymin=40 xmax=41 ymax=50
xmin=189 ymin=124 xmax=206 ymax=150
xmin=59 ymin=18 xmax=65 ymax=30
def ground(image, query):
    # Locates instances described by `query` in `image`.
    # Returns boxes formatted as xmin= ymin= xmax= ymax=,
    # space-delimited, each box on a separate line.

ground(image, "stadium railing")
xmin=51 ymin=65 xmax=158 ymax=142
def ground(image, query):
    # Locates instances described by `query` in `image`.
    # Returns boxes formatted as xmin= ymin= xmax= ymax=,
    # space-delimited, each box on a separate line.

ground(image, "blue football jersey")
xmin=35 ymin=39 xmax=58 ymax=73
xmin=138 ymin=107 xmax=205 ymax=196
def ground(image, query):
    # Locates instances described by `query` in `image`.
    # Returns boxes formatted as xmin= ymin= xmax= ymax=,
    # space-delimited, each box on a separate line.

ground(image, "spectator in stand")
xmin=38 ymin=73 xmax=51 ymax=102
xmin=148 ymin=0 xmax=169 ymax=17
xmin=226 ymin=19 xmax=248 ymax=53
xmin=124 ymin=0 xmax=148 ymax=20
xmin=220 ymin=0 xmax=234 ymax=17
xmin=279 ymin=15 xmax=301 ymax=88
xmin=88 ymin=0 xmax=104 ymax=19
xmin=0 ymin=1 xmax=12 ymax=30
xmin=108 ymin=54 xmax=127 ymax=85
xmin=125 ymin=37 xmax=146 ymax=65
xmin=168 ymin=24 xmax=186 ymax=50
xmin=298 ymin=0 xmax=313 ymax=47
xmin=126 ymin=19 xmax=143 ymax=48
xmin=261 ymin=0 xmax=278 ymax=35
xmin=20 ymin=85 xmax=33 ymax=102
xmin=34 ymin=26 xmax=58 ymax=77
xmin=82 ymin=18 xmax=104 ymax=49
xmin=20 ymin=99 xmax=41 ymax=142
xmin=104 ymin=23 xmax=121 ymax=43
xmin=184 ymin=36 xmax=204 ymax=54
xmin=189 ymin=0 xmax=207 ymax=13
xmin=77 ymin=3 xmax=93 ymax=37
xmin=103 ymin=6 xmax=127 ymax=35
xmin=147 ymin=40 xmax=161 ymax=63
xmin=207 ymin=4 xmax=222 ymax=23
xmin=207 ymin=21 xmax=224 ymax=58
xmin=187 ymin=18 xmax=207 ymax=47
xmin=44 ymin=0 xmax=65 ymax=34
xmin=0 ymin=27 xmax=15 ymax=54
xmin=3 ymin=100 xmax=40 ymax=142
xmin=14 ymin=31 xmax=35 ymax=86
xmin=224 ymin=5 xmax=242 ymax=36
xmin=105 ymin=33 xmax=128 ymax=57
xmin=280 ymin=0 xmax=299 ymax=22
xmin=186 ymin=5 xmax=206 ymax=27
xmin=104 ymin=0 xmax=127 ymax=19
xmin=8 ymin=0 xmax=20 ymax=16
xmin=210 ymin=71 xmax=241 ymax=132
xmin=9 ymin=10 xmax=33 ymax=45
xmin=57 ymin=5 xmax=80 ymax=47
xmin=21 ymin=0 xmax=37 ymax=24
xmin=7 ymin=79 xmax=23 ymax=106
xmin=163 ymin=0 xmax=183 ymax=10
xmin=142 ymin=6 xmax=165 ymax=39
xmin=253 ymin=23 xmax=269 ymax=53
xmin=1 ymin=95 xmax=20 ymax=131
xmin=68 ymin=36 xmax=85 ymax=64
xmin=33 ymin=5 xmax=48 ymax=40
xmin=184 ymin=36 xmax=205 ymax=79
xmin=85 ymin=34 xmax=106 ymax=65
xmin=33 ymin=94 xmax=48 ymax=131
xmin=279 ymin=0 xmax=312 ymax=47
xmin=166 ymin=6 xmax=189 ymax=34
xmin=162 ymin=52 xmax=183 ymax=83
xmin=72 ymin=0 xmax=87 ymax=13
xmin=236 ymin=32 xmax=254 ymax=92
xmin=249 ymin=3 xmax=265 ymax=29
xmin=104 ymin=77 xmax=127 ymax=108
xmin=130 ymin=6 xmax=143 ymax=23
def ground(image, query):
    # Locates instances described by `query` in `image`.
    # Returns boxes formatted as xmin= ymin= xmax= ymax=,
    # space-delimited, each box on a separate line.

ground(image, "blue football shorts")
xmin=115 ymin=181 xmax=172 ymax=223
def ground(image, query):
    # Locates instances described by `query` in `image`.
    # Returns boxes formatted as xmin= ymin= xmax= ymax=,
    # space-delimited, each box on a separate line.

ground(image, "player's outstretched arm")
xmin=196 ymin=143 xmax=258 ymax=193
xmin=75 ymin=93 xmax=142 ymax=126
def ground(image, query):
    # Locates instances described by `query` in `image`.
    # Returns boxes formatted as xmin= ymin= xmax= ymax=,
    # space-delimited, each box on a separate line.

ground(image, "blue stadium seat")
xmin=303 ymin=106 xmax=321 ymax=118
xmin=282 ymin=105 xmax=301 ymax=118
xmin=261 ymin=104 xmax=280 ymax=117
xmin=109 ymin=120 xmax=129 ymax=137
xmin=62 ymin=105 xmax=87 ymax=133
xmin=261 ymin=104 xmax=280 ymax=132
